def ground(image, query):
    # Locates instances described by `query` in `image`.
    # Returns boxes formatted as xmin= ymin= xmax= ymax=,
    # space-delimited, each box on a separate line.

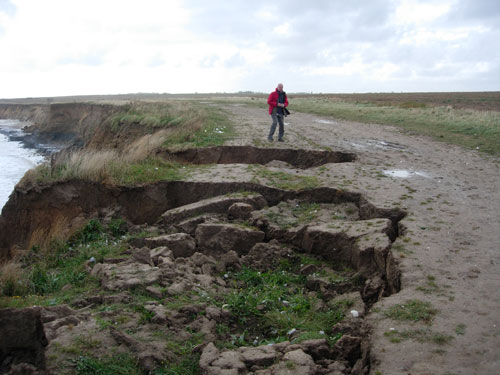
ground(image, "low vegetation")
xmin=1 ymin=216 xmax=362 ymax=374
xmin=219 ymin=262 xmax=346 ymax=347
xmin=384 ymin=328 xmax=453 ymax=345
xmin=75 ymin=353 xmax=142 ymax=375
xmin=225 ymin=94 xmax=500 ymax=155
xmin=291 ymin=97 xmax=500 ymax=155
xmin=18 ymin=100 xmax=234 ymax=188
xmin=20 ymin=153 xmax=187 ymax=187
xmin=107 ymin=100 xmax=234 ymax=150
xmin=247 ymin=165 xmax=320 ymax=190
xmin=383 ymin=299 xmax=437 ymax=324
xmin=0 ymin=219 xmax=127 ymax=305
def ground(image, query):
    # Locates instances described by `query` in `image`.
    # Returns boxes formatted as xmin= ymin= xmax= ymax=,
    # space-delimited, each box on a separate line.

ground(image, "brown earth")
xmin=209 ymin=103 xmax=500 ymax=375
xmin=1 ymin=99 xmax=500 ymax=374
xmin=0 ymin=103 xmax=121 ymax=147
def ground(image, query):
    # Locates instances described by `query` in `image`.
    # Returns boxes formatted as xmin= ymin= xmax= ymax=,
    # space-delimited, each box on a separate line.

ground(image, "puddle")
xmin=367 ymin=139 xmax=406 ymax=151
xmin=347 ymin=139 xmax=407 ymax=152
xmin=314 ymin=119 xmax=335 ymax=124
xmin=383 ymin=170 xmax=430 ymax=178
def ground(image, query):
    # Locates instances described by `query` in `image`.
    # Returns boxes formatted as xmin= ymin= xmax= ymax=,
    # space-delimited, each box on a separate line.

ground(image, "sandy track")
xmin=219 ymin=103 xmax=500 ymax=375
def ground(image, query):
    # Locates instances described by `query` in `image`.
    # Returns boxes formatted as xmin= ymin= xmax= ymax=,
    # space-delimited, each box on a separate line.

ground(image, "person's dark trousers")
xmin=268 ymin=113 xmax=284 ymax=141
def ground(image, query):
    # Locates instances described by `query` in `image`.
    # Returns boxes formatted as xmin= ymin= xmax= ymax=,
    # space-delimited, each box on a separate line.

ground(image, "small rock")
xmin=145 ymin=233 xmax=196 ymax=258
xmin=167 ymin=281 xmax=191 ymax=296
xmin=283 ymin=349 xmax=315 ymax=367
xmin=221 ymin=250 xmax=240 ymax=268
xmin=145 ymin=286 xmax=163 ymax=299
xmin=191 ymin=252 xmax=214 ymax=266
xmin=150 ymin=246 xmax=173 ymax=265
xmin=240 ymin=346 xmax=277 ymax=367
xmin=200 ymin=342 xmax=220 ymax=368
xmin=195 ymin=223 xmax=265 ymax=255
xmin=212 ymin=351 xmax=246 ymax=371
xmin=133 ymin=247 xmax=154 ymax=266
xmin=299 ymin=264 xmax=318 ymax=275
xmin=228 ymin=202 xmax=254 ymax=220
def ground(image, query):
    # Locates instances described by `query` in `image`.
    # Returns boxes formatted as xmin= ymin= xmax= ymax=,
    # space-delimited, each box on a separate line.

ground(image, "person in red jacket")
xmin=267 ymin=83 xmax=288 ymax=142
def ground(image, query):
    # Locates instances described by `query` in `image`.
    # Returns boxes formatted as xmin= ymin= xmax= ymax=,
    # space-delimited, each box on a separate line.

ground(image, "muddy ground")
xmin=183 ymin=102 xmax=500 ymax=375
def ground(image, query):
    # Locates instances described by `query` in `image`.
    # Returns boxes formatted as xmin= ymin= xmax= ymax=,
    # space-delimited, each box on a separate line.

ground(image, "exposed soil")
xmin=1 ymin=188 xmax=404 ymax=374
xmin=1 ymin=100 xmax=499 ymax=374
xmin=159 ymin=145 xmax=355 ymax=168
xmin=210 ymin=103 xmax=500 ymax=375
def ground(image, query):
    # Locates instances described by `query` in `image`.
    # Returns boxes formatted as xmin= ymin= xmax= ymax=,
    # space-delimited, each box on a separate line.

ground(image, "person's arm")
xmin=284 ymin=95 xmax=289 ymax=107
xmin=267 ymin=92 xmax=277 ymax=106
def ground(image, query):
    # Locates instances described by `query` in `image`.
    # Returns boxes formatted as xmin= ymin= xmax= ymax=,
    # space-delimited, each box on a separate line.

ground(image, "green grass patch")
xmin=0 ymin=219 xmax=129 ymax=308
xmin=455 ymin=323 xmax=466 ymax=335
xmin=383 ymin=299 xmax=437 ymax=324
xmin=384 ymin=328 xmax=453 ymax=345
xmin=156 ymin=333 xmax=204 ymax=375
xmin=162 ymin=105 xmax=235 ymax=150
xmin=75 ymin=353 xmax=142 ymax=375
xmin=264 ymin=202 xmax=322 ymax=230
xmin=248 ymin=165 xmax=320 ymax=190
xmin=416 ymin=275 xmax=441 ymax=294
xmin=220 ymin=263 xmax=344 ymax=347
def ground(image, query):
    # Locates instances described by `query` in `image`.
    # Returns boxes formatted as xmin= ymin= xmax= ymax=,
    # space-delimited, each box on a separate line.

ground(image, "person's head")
xmin=277 ymin=83 xmax=284 ymax=92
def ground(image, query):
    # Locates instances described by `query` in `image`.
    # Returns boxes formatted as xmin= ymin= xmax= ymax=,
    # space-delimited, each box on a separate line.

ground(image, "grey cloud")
xmin=447 ymin=0 xmax=500 ymax=22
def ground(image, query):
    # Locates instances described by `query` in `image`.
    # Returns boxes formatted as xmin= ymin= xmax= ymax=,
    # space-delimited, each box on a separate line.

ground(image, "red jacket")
xmin=267 ymin=88 xmax=288 ymax=115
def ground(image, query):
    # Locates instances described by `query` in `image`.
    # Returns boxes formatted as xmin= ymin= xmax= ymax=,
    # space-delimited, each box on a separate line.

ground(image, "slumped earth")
xmin=1 ymin=144 xmax=404 ymax=375
xmin=1 ymin=100 xmax=499 ymax=375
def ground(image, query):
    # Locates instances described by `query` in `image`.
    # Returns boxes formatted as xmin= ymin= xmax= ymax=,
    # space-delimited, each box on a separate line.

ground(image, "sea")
xmin=0 ymin=119 xmax=46 ymax=210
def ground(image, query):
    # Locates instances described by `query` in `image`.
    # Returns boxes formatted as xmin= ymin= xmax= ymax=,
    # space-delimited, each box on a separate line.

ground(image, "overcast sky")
xmin=0 ymin=0 xmax=499 ymax=98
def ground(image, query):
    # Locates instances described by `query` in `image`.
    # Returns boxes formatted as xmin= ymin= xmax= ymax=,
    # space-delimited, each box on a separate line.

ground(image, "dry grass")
xmin=0 ymin=260 xmax=24 ymax=296
xmin=123 ymin=129 xmax=171 ymax=160
xmin=17 ymin=149 xmax=186 ymax=188
xmin=17 ymin=100 xmax=234 ymax=188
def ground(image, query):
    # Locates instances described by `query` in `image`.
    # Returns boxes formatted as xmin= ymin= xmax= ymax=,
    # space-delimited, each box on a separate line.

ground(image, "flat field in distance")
xmin=212 ymin=91 xmax=500 ymax=155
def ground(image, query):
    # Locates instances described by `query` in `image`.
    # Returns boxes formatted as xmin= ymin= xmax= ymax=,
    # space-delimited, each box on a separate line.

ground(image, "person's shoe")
xmin=278 ymin=138 xmax=284 ymax=142
xmin=268 ymin=137 xmax=273 ymax=142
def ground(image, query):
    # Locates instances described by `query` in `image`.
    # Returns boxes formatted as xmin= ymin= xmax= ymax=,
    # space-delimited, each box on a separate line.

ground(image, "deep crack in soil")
xmin=0 ymin=143 xmax=406 ymax=374
xmin=159 ymin=145 xmax=356 ymax=169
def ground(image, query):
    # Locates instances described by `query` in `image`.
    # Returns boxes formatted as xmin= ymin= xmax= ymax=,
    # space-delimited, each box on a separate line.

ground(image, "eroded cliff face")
xmin=0 ymin=102 xmax=121 ymax=147
xmin=0 ymin=180 xmax=404 ymax=261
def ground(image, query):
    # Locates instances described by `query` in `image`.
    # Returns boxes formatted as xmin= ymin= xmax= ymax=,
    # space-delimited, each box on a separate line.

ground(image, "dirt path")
xmin=208 ymin=103 xmax=500 ymax=375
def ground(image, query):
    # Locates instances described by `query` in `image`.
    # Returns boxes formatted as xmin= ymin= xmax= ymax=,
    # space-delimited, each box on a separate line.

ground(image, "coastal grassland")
xmin=107 ymin=100 xmax=234 ymax=149
xmin=19 ymin=152 xmax=188 ymax=187
xmin=17 ymin=100 xmax=234 ymax=188
xmin=217 ymin=94 xmax=500 ymax=155
xmin=290 ymin=97 xmax=500 ymax=154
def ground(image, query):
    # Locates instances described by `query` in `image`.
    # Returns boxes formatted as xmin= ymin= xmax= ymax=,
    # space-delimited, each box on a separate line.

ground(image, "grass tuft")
xmin=384 ymin=328 xmax=453 ymax=345
xmin=383 ymin=299 xmax=437 ymax=324
xmin=248 ymin=165 xmax=319 ymax=190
